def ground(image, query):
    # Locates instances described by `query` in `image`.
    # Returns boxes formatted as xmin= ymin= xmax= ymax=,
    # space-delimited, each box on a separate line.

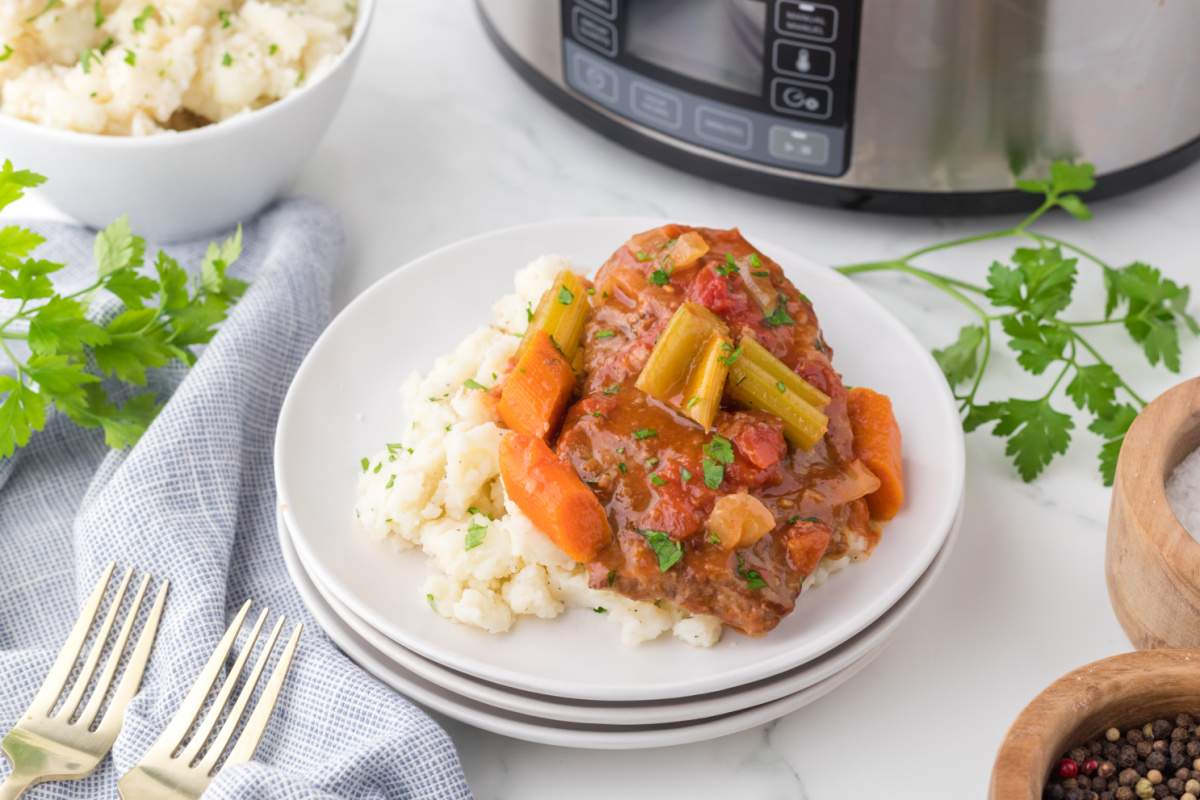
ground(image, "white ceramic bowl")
xmin=275 ymin=218 xmax=966 ymax=702
xmin=0 ymin=0 xmax=374 ymax=241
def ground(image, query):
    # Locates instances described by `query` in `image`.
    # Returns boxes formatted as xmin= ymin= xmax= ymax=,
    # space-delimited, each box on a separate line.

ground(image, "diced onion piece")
xmin=520 ymin=270 xmax=589 ymax=362
xmin=638 ymin=303 xmax=729 ymax=407
xmin=740 ymin=264 xmax=778 ymax=314
xmin=823 ymin=459 xmax=883 ymax=508
xmin=661 ymin=231 xmax=710 ymax=272
xmin=726 ymin=350 xmax=829 ymax=449
xmin=706 ymin=492 xmax=776 ymax=550
xmin=739 ymin=334 xmax=830 ymax=409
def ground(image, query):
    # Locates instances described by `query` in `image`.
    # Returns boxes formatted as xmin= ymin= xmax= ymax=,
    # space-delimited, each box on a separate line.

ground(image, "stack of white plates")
xmin=275 ymin=219 xmax=966 ymax=749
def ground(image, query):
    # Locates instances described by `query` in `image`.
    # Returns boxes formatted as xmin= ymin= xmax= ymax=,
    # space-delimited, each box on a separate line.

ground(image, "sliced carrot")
xmin=498 ymin=330 xmax=576 ymax=440
xmin=846 ymin=387 xmax=905 ymax=521
xmin=499 ymin=431 xmax=612 ymax=563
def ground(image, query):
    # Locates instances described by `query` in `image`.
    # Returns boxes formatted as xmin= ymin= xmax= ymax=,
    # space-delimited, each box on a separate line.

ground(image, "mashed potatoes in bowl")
xmin=0 ymin=0 xmax=372 ymax=240
xmin=1 ymin=0 xmax=355 ymax=135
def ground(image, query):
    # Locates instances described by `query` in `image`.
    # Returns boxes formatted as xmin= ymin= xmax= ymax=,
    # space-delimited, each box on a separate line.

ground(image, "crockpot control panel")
xmin=561 ymin=0 xmax=859 ymax=177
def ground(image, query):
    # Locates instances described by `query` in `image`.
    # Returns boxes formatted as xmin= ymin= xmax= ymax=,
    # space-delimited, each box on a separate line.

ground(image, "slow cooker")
xmin=476 ymin=0 xmax=1200 ymax=213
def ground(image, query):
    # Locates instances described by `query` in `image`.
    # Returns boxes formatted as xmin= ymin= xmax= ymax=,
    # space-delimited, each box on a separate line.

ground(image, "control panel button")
xmin=772 ymin=40 xmax=835 ymax=81
xmin=775 ymin=1 xmax=838 ymax=42
xmin=768 ymin=125 xmax=830 ymax=166
xmin=694 ymin=107 xmax=753 ymax=151
xmin=770 ymin=78 xmax=833 ymax=120
xmin=571 ymin=7 xmax=618 ymax=57
xmin=631 ymin=81 xmax=682 ymax=130
xmin=576 ymin=0 xmax=617 ymax=19
xmin=570 ymin=50 xmax=619 ymax=105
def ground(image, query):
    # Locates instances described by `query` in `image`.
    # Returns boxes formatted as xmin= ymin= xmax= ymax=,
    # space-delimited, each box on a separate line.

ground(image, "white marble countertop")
xmin=10 ymin=2 xmax=1200 ymax=797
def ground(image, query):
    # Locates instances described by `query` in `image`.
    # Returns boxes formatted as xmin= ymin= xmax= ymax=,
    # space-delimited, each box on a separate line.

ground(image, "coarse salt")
xmin=1166 ymin=446 xmax=1200 ymax=539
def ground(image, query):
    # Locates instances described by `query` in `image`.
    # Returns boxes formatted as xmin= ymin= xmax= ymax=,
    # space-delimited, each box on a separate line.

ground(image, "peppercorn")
xmin=1170 ymin=777 xmax=1187 ymax=795
xmin=1179 ymin=769 xmax=1192 ymax=781
xmin=1138 ymin=741 xmax=1155 ymax=759
xmin=1154 ymin=739 xmax=1170 ymax=753
xmin=1107 ymin=744 xmax=1123 ymax=760
xmin=1085 ymin=760 xmax=1101 ymax=776
xmin=1149 ymin=752 xmax=1168 ymax=771
xmin=1174 ymin=751 xmax=1190 ymax=770
xmin=1147 ymin=769 xmax=1163 ymax=785
xmin=1190 ymin=779 xmax=1200 ymax=795
xmin=1131 ymin=730 xmax=1146 ymax=744
xmin=1177 ymin=727 xmax=1191 ymax=742
xmin=1145 ymin=725 xmax=1156 ymax=739
xmin=1115 ymin=788 xmax=1134 ymax=800
xmin=1172 ymin=741 xmax=1187 ymax=756
xmin=1100 ymin=762 xmax=1117 ymax=779
xmin=1061 ymin=759 xmax=1081 ymax=779
xmin=1152 ymin=785 xmax=1168 ymax=800
xmin=1045 ymin=785 xmax=1066 ymax=800
xmin=1177 ymin=713 xmax=1195 ymax=728
xmin=1135 ymin=777 xmax=1153 ymax=799
xmin=1188 ymin=741 xmax=1200 ymax=758
xmin=1194 ymin=758 xmax=1200 ymax=771
xmin=1109 ymin=728 xmax=1125 ymax=743
xmin=1121 ymin=769 xmax=1142 ymax=787
xmin=1122 ymin=747 xmax=1140 ymax=768
xmin=1185 ymin=793 xmax=1199 ymax=800
xmin=1155 ymin=720 xmax=1174 ymax=739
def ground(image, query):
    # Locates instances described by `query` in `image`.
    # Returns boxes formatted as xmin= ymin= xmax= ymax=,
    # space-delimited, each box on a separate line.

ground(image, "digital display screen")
xmin=624 ymin=0 xmax=766 ymax=96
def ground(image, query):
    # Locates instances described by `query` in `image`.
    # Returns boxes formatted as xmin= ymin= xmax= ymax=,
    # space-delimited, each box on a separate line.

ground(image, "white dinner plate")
xmin=280 ymin=502 xmax=961 ymax=725
xmin=275 ymin=217 xmax=965 ymax=701
xmin=279 ymin=520 xmax=885 ymax=749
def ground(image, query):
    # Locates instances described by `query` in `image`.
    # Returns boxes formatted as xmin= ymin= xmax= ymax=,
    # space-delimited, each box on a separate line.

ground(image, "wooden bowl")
xmin=990 ymin=649 xmax=1200 ymax=798
xmin=1107 ymin=377 xmax=1200 ymax=649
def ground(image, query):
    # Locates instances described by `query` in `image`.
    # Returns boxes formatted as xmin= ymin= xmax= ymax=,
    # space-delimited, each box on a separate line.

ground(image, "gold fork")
xmin=117 ymin=600 xmax=301 ymax=799
xmin=0 ymin=564 xmax=169 ymax=799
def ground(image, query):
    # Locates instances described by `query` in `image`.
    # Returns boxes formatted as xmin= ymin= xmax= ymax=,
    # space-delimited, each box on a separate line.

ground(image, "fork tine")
xmin=25 ymin=563 xmax=115 ymax=717
xmin=195 ymin=616 xmax=285 ymax=775
xmin=58 ymin=567 xmax=134 ymax=721
xmin=93 ymin=578 xmax=169 ymax=741
xmin=222 ymin=622 xmax=302 ymax=769
xmin=145 ymin=600 xmax=253 ymax=760
xmin=77 ymin=573 xmax=150 ymax=730
xmin=176 ymin=608 xmax=269 ymax=766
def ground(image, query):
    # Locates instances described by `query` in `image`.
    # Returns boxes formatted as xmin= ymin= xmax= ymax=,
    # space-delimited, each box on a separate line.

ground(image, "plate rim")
xmin=276 ymin=216 xmax=966 ymax=701
xmin=280 ymin=501 xmax=961 ymax=724
xmin=278 ymin=513 xmax=885 ymax=749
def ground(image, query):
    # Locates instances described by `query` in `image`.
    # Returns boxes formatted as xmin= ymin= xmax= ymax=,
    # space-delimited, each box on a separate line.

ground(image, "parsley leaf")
xmin=1090 ymin=403 xmax=1138 ymax=486
xmin=966 ymin=398 xmax=1074 ymax=482
xmin=463 ymin=378 xmax=488 ymax=391
xmin=933 ymin=324 xmax=984 ymax=387
xmin=649 ymin=268 xmax=671 ymax=286
xmin=702 ymin=458 xmax=724 ymax=490
xmin=703 ymin=435 xmax=734 ymax=464
xmin=633 ymin=428 xmax=657 ymax=440
xmin=94 ymin=215 xmax=145 ymax=277
xmin=594 ymin=329 xmax=616 ymax=339
xmin=465 ymin=521 xmax=488 ymax=550
xmin=557 ymin=285 xmax=574 ymax=305
xmin=736 ymin=554 xmax=767 ymax=590
xmin=763 ymin=296 xmax=794 ymax=327
xmin=640 ymin=530 xmax=682 ymax=572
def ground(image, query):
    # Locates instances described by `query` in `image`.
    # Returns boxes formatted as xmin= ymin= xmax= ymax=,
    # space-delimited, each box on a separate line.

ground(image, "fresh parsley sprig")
xmin=0 ymin=161 xmax=247 ymax=457
xmin=836 ymin=161 xmax=1196 ymax=485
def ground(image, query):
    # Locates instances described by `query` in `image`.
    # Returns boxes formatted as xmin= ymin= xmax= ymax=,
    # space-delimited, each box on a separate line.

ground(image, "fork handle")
xmin=0 ymin=772 xmax=34 ymax=800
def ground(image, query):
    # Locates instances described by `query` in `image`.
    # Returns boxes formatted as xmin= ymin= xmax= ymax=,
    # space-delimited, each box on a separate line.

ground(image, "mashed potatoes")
xmin=0 ymin=0 xmax=355 ymax=135
xmin=353 ymin=256 xmax=725 ymax=648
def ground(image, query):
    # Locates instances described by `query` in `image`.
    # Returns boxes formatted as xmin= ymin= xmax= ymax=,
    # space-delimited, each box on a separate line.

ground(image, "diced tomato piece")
xmin=729 ymin=418 xmax=787 ymax=470
xmin=783 ymin=519 xmax=832 ymax=575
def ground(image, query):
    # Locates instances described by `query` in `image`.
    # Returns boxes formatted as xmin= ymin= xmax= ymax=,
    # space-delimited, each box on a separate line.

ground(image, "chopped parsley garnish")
xmin=649 ymin=267 xmax=671 ymax=286
xmin=615 ymin=447 xmax=625 ymax=454
xmin=384 ymin=474 xmax=395 ymax=489
xmin=595 ymin=329 xmax=616 ymax=340
xmin=372 ymin=461 xmax=382 ymax=474
xmin=618 ymin=462 xmax=627 ymax=473
xmin=607 ymin=569 xmax=617 ymax=586
xmin=748 ymin=253 xmax=762 ymax=268
xmin=603 ymin=383 xmax=621 ymax=395
xmin=80 ymin=48 xmax=97 ymax=73
xmin=702 ymin=435 xmax=734 ymax=489
xmin=557 ymin=285 xmax=575 ymax=305
xmin=686 ymin=395 xmax=701 ymax=408
xmin=633 ymin=428 xmax=657 ymax=440
xmin=650 ymin=474 xmax=666 ymax=487
xmin=593 ymin=606 xmax=607 ymax=613
xmin=787 ymin=515 xmax=820 ymax=525
xmin=635 ymin=251 xmax=651 ymax=262
xmin=463 ymin=378 xmax=488 ymax=391
xmin=99 ymin=37 xmax=114 ymax=54
xmin=124 ymin=49 xmax=137 ymax=66
xmin=524 ymin=302 xmax=534 ymax=323
xmin=132 ymin=5 xmax=155 ymax=32
xmin=645 ymin=457 xmax=659 ymax=468
xmin=736 ymin=554 xmax=767 ymax=590
xmin=764 ymin=296 xmax=795 ymax=327
xmin=426 ymin=593 xmax=436 ymax=610
xmin=221 ymin=52 xmax=233 ymax=67
xmin=640 ymin=530 xmax=682 ymax=572
xmin=465 ymin=521 xmax=488 ymax=550
xmin=268 ymin=43 xmax=279 ymax=55
xmin=776 ymin=380 xmax=787 ymax=393
xmin=218 ymin=8 xmax=232 ymax=28
xmin=716 ymin=253 xmax=740 ymax=278
xmin=359 ymin=457 xmax=369 ymax=472
xmin=0 ymin=45 xmax=13 ymax=63
xmin=719 ymin=343 xmax=742 ymax=366
xmin=386 ymin=442 xmax=405 ymax=459
xmin=752 ymin=270 xmax=771 ymax=278
xmin=93 ymin=0 xmax=105 ymax=26
xmin=706 ymin=531 xmax=721 ymax=546
xmin=680 ymin=467 xmax=692 ymax=483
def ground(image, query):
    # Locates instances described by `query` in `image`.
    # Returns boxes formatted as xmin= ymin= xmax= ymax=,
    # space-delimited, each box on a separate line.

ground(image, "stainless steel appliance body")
xmin=477 ymin=0 xmax=1200 ymax=212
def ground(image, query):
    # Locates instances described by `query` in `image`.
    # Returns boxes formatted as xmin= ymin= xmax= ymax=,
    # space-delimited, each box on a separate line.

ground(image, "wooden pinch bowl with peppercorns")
xmin=990 ymin=649 xmax=1200 ymax=799
xmin=1106 ymin=377 xmax=1200 ymax=650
